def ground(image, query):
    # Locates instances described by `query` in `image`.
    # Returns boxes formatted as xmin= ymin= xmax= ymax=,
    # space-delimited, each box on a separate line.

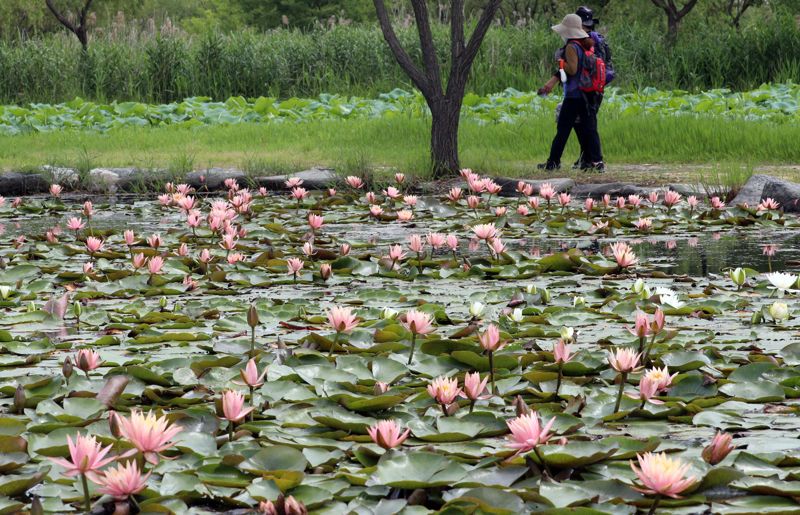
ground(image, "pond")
xmin=0 ymin=181 xmax=799 ymax=514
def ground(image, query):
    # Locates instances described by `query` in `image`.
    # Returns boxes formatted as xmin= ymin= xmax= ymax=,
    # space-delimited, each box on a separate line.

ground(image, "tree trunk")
xmin=666 ymin=14 xmax=680 ymax=43
xmin=430 ymin=98 xmax=462 ymax=178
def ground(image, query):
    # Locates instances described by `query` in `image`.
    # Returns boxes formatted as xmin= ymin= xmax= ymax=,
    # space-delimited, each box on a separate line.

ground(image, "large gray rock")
xmin=0 ymin=172 xmax=49 ymax=195
xmin=570 ymin=182 xmax=649 ymax=199
xmin=730 ymin=174 xmax=773 ymax=207
xmin=762 ymin=178 xmax=800 ymax=213
xmin=186 ymin=168 xmax=247 ymax=190
xmin=40 ymin=165 xmax=79 ymax=186
xmin=258 ymin=167 xmax=337 ymax=191
xmin=669 ymin=183 xmax=703 ymax=197
xmin=87 ymin=168 xmax=121 ymax=193
xmin=493 ymin=177 xmax=575 ymax=197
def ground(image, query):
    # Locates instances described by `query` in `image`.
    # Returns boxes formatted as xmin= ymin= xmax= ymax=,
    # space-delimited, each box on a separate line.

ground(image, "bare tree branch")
xmin=373 ymin=0 xmax=431 ymax=96
xmin=45 ymin=0 xmax=94 ymax=50
xmin=461 ymin=0 xmax=502 ymax=75
xmin=410 ymin=0 xmax=443 ymax=97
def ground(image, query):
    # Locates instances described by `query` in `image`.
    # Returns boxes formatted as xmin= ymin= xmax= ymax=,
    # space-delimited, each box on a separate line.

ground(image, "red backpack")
xmin=572 ymin=41 xmax=606 ymax=94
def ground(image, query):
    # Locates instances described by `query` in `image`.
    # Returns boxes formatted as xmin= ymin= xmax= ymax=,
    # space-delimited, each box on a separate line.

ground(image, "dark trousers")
xmin=574 ymin=93 xmax=603 ymax=164
xmin=547 ymin=94 xmax=602 ymax=165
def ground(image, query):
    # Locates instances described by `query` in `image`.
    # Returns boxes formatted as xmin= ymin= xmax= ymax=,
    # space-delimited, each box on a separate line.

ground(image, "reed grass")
xmin=0 ymin=17 xmax=798 ymax=104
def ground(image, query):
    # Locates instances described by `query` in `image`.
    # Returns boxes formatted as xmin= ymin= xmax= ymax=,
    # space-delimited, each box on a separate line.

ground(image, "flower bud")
xmin=27 ymin=301 xmax=36 ymax=312
xmin=382 ymin=307 xmax=398 ymax=320
xmin=62 ymin=356 xmax=73 ymax=381
xmin=247 ymin=305 xmax=260 ymax=328
xmin=0 ymin=285 xmax=10 ymax=300
xmin=13 ymin=384 xmax=25 ymax=413
xmin=632 ymin=278 xmax=647 ymax=294
xmin=469 ymin=301 xmax=485 ymax=318
xmin=769 ymin=301 xmax=789 ymax=322
xmin=729 ymin=267 xmax=746 ymax=287
xmin=702 ymin=431 xmax=734 ymax=465
xmin=30 ymin=496 xmax=43 ymax=515
xmin=373 ymin=382 xmax=389 ymax=395
xmin=573 ymin=296 xmax=585 ymax=307
xmin=159 ymin=296 xmax=167 ymax=309
xmin=540 ymin=288 xmax=551 ymax=304
xmin=513 ymin=395 xmax=529 ymax=417
xmin=73 ymin=301 xmax=82 ymax=318
xmin=525 ymin=284 xmax=537 ymax=294
xmin=560 ymin=326 xmax=575 ymax=343
xmin=108 ymin=411 xmax=123 ymax=438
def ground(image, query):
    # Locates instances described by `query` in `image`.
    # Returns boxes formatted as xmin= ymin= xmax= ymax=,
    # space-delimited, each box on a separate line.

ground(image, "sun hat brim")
xmin=551 ymin=23 xmax=589 ymax=40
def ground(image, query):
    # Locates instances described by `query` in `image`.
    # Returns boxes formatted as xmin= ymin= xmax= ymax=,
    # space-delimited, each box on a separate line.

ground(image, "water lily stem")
xmin=638 ymin=336 xmax=645 ymax=354
xmin=80 ymin=473 xmax=91 ymax=513
xmin=533 ymin=445 xmax=551 ymax=478
xmin=328 ymin=332 xmax=340 ymax=358
xmin=555 ymin=364 xmax=563 ymax=398
xmin=647 ymin=495 xmax=661 ymax=515
xmin=489 ymin=351 xmax=496 ymax=395
xmin=613 ymin=372 xmax=628 ymax=414
xmin=228 ymin=422 xmax=234 ymax=441
xmin=250 ymin=327 xmax=256 ymax=356
xmin=249 ymin=386 xmax=255 ymax=422
xmin=407 ymin=334 xmax=416 ymax=365
xmin=130 ymin=495 xmax=141 ymax=512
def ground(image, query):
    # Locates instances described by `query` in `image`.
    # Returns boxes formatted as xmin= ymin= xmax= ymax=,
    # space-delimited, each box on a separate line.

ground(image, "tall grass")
xmin=1 ymin=113 xmax=797 ymax=176
xmin=0 ymin=16 xmax=798 ymax=104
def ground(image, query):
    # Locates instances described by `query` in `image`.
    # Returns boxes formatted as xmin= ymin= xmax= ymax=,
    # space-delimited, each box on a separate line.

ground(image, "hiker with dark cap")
xmin=537 ymin=13 xmax=604 ymax=172
xmin=538 ymin=6 xmax=613 ymax=172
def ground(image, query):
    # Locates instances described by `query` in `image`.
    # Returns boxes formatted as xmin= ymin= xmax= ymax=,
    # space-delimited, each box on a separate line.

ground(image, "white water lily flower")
xmin=765 ymin=272 xmax=797 ymax=292
xmin=0 ymin=285 xmax=10 ymax=300
xmin=508 ymin=308 xmax=524 ymax=323
xmin=573 ymin=296 xmax=586 ymax=307
xmin=560 ymin=326 xmax=575 ymax=343
xmin=525 ymin=284 xmax=537 ymax=294
xmin=660 ymin=293 xmax=685 ymax=309
xmin=469 ymin=302 xmax=485 ymax=318
xmin=729 ymin=267 xmax=746 ymax=287
xmin=382 ymin=307 xmax=398 ymax=320
xmin=654 ymin=286 xmax=677 ymax=297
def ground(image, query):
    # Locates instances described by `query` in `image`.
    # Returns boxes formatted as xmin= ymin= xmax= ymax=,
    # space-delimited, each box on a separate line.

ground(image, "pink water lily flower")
xmin=291 ymin=187 xmax=308 ymax=201
xmin=630 ymin=452 xmax=696 ymax=498
xmin=461 ymin=371 xmax=490 ymax=401
xmin=554 ymin=339 xmax=573 ymax=364
xmin=308 ymin=213 xmax=324 ymax=231
xmin=238 ymin=358 xmax=267 ymax=387
xmin=538 ymin=183 xmax=556 ymax=201
xmin=285 ymin=177 xmax=303 ymax=188
xmin=147 ymin=256 xmax=164 ymax=275
xmin=628 ymin=311 xmax=651 ymax=338
xmin=221 ymin=390 xmax=254 ymax=423
xmin=608 ymin=348 xmax=642 ymax=373
xmin=408 ymin=234 xmax=425 ymax=254
xmin=402 ymin=309 xmax=434 ymax=335
xmin=66 ymin=217 xmax=85 ymax=232
xmin=132 ymin=253 xmax=147 ymax=269
xmin=663 ymin=190 xmax=682 ymax=208
xmin=287 ymin=257 xmax=304 ymax=275
xmin=85 ymin=236 xmax=104 ymax=255
xmin=123 ymin=230 xmax=136 ymax=246
xmin=345 ymin=176 xmax=364 ymax=189
xmin=628 ymin=375 xmax=664 ymax=405
xmin=427 ymin=376 xmax=462 ymax=406
xmin=75 ymin=348 xmax=102 ymax=374
xmin=472 ymin=223 xmax=498 ymax=241
xmin=506 ymin=412 xmax=556 ymax=453
xmin=609 ymin=242 xmax=638 ymax=269
xmin=396 ymin=209 xmax=413 ymax=222
xmin=478 ymin=323 xmax=504 ymax=352
xmin=327 ymin=306 xmax=359 ymax=333
xmin=447 ymin=187 xmax=463 ymax=202
xmin=95 ymin=461 xmax=151 ymax=500
xmin=50 ymin=184 xmax=63 ymax=197
xmin=116 ymin=410 xmax=183 ymax=464
xmin=643 ymin=366 xmax=677 ymax=392
xmin=146 ymin=234 xmax=161 ymax=249
xmin=49 ymin=433 xmax=114 ymax=482
xmin=367 ymin=420 xmax=411 ymax=450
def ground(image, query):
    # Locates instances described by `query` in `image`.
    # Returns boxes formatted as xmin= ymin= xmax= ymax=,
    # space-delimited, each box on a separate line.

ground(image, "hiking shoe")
xmin=574 ymin=160 xmax=590 ymax=170
xmin=587 ymin=161 xmax=605 ymax=173
xmin=537 ymin=161 xmax=561 ymax=171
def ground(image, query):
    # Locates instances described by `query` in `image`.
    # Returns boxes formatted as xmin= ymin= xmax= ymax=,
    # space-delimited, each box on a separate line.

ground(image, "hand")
xmin=538 ymin=84 xmax=552 ymax=96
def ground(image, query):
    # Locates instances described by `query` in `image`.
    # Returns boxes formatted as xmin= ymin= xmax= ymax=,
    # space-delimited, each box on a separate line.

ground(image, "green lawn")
xmin=1 ymin=112 xmax=798 ymax=182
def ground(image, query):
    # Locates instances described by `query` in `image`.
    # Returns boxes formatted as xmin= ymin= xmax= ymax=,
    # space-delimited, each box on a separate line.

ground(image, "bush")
xmin=0 ymin=17 xmax=797 ymax=104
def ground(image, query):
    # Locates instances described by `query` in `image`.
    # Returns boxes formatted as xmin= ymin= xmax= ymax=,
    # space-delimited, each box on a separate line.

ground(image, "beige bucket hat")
xmin=552 ymin=13 xmax=589 ymax=40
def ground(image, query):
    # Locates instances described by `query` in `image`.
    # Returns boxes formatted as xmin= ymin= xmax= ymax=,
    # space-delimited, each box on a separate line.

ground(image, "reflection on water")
xmin=1 ymin=195 xmax=798 ymax=277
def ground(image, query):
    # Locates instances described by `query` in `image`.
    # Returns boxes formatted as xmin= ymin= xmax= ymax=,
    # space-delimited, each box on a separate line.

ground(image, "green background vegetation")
xmin=0 ymin=1 xmax=799 ymax=103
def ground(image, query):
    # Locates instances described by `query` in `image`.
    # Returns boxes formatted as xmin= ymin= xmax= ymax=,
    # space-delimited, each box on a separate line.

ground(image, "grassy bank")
xmin=2 ymin=16 xmax=800 ymax=104
xmin=1 ymin=112 xmax=798 ymax=181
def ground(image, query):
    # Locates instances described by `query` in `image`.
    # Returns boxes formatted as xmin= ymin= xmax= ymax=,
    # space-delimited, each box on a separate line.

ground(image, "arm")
xmin=564 ymin=44 xmax=579 ymax=76
xmin=539 ymin=76 xmax=559 ymax=96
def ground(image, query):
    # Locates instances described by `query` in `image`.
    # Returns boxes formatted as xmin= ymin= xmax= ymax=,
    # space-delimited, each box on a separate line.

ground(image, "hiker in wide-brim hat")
xmin=551 ymin=14 xmax=588 ymax=41
xmin=536 ymin=13 xmax=604 ymax=173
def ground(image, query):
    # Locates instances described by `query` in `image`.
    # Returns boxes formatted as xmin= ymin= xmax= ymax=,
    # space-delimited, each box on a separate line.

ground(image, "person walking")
xmin=537 ymin=13 xmax=604 ymax=172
